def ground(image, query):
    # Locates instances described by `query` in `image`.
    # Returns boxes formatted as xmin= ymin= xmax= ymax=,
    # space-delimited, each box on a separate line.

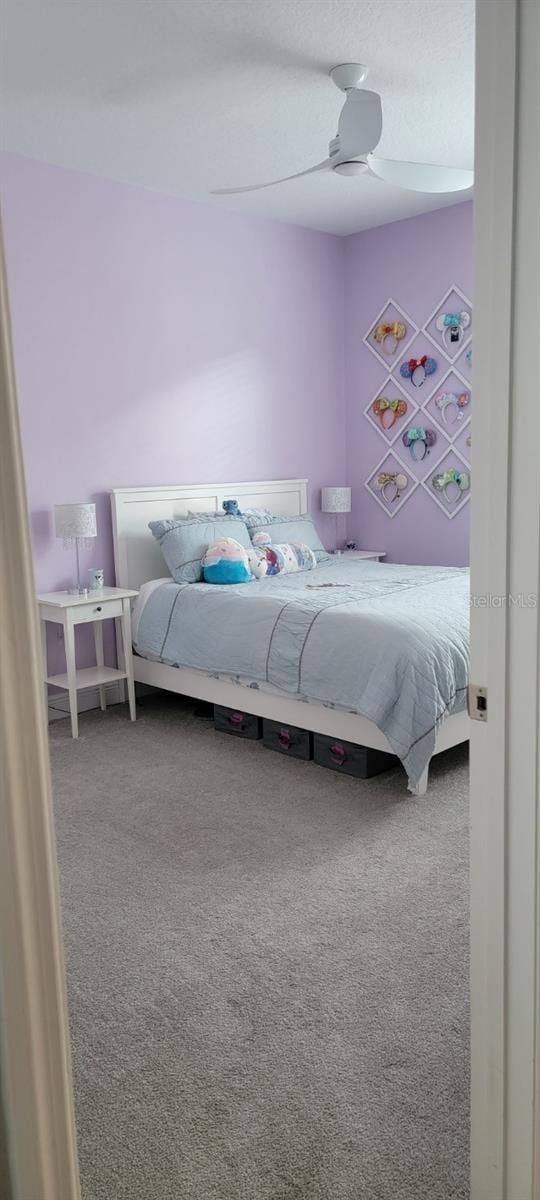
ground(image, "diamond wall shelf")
xmin=421 ymin=446 xmax=471 ymax=519
xmin=365 ymin=449 xmax=418 ymax=519
xmin=393 ymin=332 xmax=444 ymax=404
xmin=453 ymin=423 xmax=472 ymax=463
xmin=363 ymin=376 xmax=417 ymax=445
xmin=455 ymin=341 xmax=473 ymax=379
xmin=423 ymin=285 xmax=473 ymax=364
xmin=363 ymin=298 xmax=418 ymax=370
xmin=422 ymin=366 xmax=471 ymax=442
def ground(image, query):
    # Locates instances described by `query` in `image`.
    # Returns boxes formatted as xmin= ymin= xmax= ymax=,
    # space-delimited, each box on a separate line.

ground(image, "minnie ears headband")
xmin=435 ymin=310 xmax=471 ymax=349
xmin=400 ymin=355 xmax=437 ymax=387
xmin=402 ymin=426 xmax=436 ymax=461
xmin=375 ymin=471 xmax=408 ymax=504
xmin=435 ymin=390 xmax=470 ymax=426
xmin=432 ymin=468 xmax=470 ymax=504
xmin=373 ymin=321 xmax=407 ymax=355
xmin=372 ymin=396 xmax=407 ymax=429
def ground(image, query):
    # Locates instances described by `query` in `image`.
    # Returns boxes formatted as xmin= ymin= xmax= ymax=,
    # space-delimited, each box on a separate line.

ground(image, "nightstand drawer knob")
xmin=95 ymin=605 xmax=102 ymax=612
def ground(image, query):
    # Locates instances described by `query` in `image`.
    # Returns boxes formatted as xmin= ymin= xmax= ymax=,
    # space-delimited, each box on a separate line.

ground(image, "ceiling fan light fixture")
xmin=333 ymin=160 xmax=369 ymax=177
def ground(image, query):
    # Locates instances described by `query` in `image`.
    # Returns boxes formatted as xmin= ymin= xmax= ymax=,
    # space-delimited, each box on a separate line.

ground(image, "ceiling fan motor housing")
xmin=333 ymin=160 xmax=369 ymax=176
xmin=329 ymin=63 xmax=369 ymax=91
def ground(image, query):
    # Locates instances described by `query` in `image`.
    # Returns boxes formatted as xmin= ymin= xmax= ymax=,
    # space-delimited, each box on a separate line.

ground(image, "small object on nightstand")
xmin=38 ymin=586 xmax=139 ymax=739
xmin=88 ymin=567 xmax=104 ymax=590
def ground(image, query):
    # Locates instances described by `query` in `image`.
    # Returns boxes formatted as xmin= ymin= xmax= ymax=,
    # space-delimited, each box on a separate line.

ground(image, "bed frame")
xmin=111 ymin=479 xmax=469 ymax=795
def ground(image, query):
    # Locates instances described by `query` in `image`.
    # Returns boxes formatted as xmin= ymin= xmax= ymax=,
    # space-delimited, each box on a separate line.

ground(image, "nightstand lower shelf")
xmin=46 ymin=665 xmax=127 ymax=691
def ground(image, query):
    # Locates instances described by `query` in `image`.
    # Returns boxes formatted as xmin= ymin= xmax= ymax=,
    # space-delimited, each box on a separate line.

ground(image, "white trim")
xmin=502 ymin=0 xmax=540 ymax=1189
xmin=471 ymin=0 xmax=540 ymax=1196
xmin=470 ymin=4 xmax=515 ymax=1190
xmin=0 ymin=215 xmax=81 ymax=1197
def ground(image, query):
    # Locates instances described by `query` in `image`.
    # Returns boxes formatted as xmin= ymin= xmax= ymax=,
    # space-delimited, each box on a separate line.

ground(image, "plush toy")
xmin=251 ymin=530 xmax=316 ymax=575
xmin=202 ymin=537 xmax=252 ymax=584
xmin=247 ymin=547 xmax=268 ymax=578
xmin=222 ymin=499 xmax=242 ymax=516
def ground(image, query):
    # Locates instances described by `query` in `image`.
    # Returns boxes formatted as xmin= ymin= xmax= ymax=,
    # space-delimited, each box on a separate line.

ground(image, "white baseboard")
xmin=46 ymin=680 xmax=157 ymax=723
xmin=47 ymin=680 xmax=125 ymax=721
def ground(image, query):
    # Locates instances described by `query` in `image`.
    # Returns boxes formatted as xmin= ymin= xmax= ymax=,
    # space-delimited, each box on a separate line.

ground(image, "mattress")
xmin=132 ymin=558 xmax=469 ymax=788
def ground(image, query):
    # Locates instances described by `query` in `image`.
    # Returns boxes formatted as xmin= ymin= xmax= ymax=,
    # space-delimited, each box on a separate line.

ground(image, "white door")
xmin=470 ymin=1 xmax=540 ymax=1197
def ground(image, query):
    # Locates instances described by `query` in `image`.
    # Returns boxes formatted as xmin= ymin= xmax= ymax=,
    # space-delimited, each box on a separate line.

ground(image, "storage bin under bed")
xmin=214 ymin=705 xmax=262 ymax=740
xmin=262 ymin=718 xmax=313 ymax=760
xmin=313 ymin=733 xmax=397 ymax=779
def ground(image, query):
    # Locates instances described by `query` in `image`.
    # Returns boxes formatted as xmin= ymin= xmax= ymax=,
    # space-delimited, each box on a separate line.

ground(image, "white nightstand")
xmin=332 ymin=550 xmax=386 ymax=561
xmin=38 ymin=586 xmax=139 ymax=738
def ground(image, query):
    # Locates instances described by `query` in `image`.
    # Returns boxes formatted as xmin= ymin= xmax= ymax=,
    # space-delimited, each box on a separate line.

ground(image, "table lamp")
xmin=321 ymin=486 xmax=351 ymax=552
xmin=54 ymin=503 xmax=97 ymax=595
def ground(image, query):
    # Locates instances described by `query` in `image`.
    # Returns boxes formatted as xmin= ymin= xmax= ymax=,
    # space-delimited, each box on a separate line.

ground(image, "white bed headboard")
xmin=111 ymin=479 xmax=308 ymax=589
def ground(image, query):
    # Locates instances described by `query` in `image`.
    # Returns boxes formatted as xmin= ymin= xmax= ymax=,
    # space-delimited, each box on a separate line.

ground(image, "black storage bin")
xmin=262 ymin=718 xmax=312 ymax=760
xmin=313 ymin=733 xmax=397 ymax=779
xmin=214 ymin=705 xmax=262 ymax=740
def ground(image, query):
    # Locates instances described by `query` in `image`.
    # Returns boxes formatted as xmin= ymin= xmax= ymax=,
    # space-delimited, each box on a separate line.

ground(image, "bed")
xmin=111 ymin=479 xmax=470 ymax=795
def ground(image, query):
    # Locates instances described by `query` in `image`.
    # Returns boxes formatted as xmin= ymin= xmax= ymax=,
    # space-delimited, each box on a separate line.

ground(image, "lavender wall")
xmin=344 ymin=202 xmax=473 ymax=565
xmin=1 ymin=153 xmax=346 ymax=598
xmin=1 ymin=152 xmax=472 ymax=618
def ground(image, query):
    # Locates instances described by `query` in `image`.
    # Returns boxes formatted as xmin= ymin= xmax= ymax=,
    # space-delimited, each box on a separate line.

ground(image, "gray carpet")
xmin=50 ymin=694 xmax=469 ymax=1200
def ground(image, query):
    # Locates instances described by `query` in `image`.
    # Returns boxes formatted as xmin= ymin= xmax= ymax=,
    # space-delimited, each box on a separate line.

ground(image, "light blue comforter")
xmin=134 ymin=559 xmax=469 ymax=787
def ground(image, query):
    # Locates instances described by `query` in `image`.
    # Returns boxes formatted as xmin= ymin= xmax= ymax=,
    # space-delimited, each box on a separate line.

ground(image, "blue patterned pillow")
xmin=248 ymin=514 xmax=330 ymax=563
xmin=149 ymin=516 xmax=251 ymax=583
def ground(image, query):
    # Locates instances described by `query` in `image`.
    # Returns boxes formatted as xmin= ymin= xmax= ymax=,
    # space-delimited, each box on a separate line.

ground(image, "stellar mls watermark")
xmin=470 ymin=592 xmax=537 ymax=608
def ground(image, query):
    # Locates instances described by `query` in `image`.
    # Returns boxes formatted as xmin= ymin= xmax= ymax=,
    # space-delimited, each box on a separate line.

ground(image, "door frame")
xmin=0 ymin=3 xmax=539 ymax=1196
xmin=470 ymin=1 xmax=540 ymax=1197
xmin=0 ymin=213 xmax=81 ymax=1198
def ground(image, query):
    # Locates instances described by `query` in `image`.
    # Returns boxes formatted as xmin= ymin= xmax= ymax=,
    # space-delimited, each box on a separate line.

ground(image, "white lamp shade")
xmin=54 ymin=503 xmax=97 ymax=540
xmin=321 ymin=487 xmax=351 ymax=514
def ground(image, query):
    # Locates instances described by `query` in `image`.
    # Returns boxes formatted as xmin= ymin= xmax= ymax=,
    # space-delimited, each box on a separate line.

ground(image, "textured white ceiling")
xmin=0 ymin=0 xmax=475 ymax=236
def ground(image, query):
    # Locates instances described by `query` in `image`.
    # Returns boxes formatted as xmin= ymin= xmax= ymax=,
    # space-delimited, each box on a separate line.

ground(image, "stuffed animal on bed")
xmin=248 ymin=547 xmax=267 ymax=578
xmin=202 ymin=537 xmax=267 ymax=584
xmin=222 ymin=499 xmax=242 ymax=516
xmin=202 ymin=537 xmax=250 ymax=584
xmin=251 ymin=530 xmax=316 ymax=575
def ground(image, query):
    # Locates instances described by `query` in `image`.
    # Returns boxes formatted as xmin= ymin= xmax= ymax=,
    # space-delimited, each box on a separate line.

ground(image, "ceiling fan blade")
xmin=337 ymin=89 xmax=383 ymax=160
xmin=367 ymin=155 xmax=473 ymax=194
xmin=211 ymin=160 xmax=331 ymax=195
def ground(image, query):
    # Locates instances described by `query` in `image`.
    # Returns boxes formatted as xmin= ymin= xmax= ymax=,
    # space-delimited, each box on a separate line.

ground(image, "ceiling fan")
xmin=212 ymin=63 xmax=473 ymax=196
